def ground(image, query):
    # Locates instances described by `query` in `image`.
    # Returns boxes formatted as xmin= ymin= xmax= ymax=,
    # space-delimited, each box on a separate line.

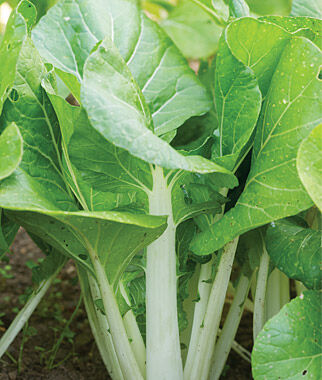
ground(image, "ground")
xmin=0 ymin=230 xmax=252 ymax=379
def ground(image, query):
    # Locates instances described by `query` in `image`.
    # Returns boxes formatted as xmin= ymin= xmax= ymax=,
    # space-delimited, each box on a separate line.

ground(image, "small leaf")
xmin=0 ymin=123 xmax=23 ymax=180
xmin=0 ymin=0 xmax=36 ymax=113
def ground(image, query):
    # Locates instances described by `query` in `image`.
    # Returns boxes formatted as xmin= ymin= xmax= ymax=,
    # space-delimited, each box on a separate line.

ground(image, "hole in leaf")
xmin=7 ymin=43 xmax=11 ymax=51
xmin=9 ymin=88 xmax=19 ymax=102
xmin=302 ymin=370 xmax=308 ymax=376
xmin=79 ymin=254 xmax=87 ymax=260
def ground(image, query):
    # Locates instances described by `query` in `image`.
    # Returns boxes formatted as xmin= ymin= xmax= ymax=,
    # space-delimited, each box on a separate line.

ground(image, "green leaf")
xmin=171 ymin=174 xmax=226 ymax=225
xmin=212 ymin=35 xmax=261 ymax=171
xmin=0 ymin=0 xmax=36 ymax=114
xmin=245 ymin=0 xmax=291 ymax=16
xmin=266 ymin=219 xmax=322 ymax=290
xmin=252 ymin=291 xmax=322 ymax=379
xmin=0 ymin=123 xmax=23 ymax=180
xmin=81 ymin=38 xmax=237 ymax=184
xmin=291 ymin=0 xmax=322 ymax=19
xmin=226 ymin=18 xmax=291 ymax=95
xmin=32 ymin=0 xmax=211 ymax=136
xmin=259 ymin=16 xmax=322 ymax=50
xmin=0 ymin=210 xmax=19 ymax=257
xmin=7 ymin=209 xmax=167 ymax=286
xmin=191 ymin=37 xmax=322 ymax=255
xmin=297 ymin=124 xmax=322 ymax=211
xmin=31 ymin=247 xmax=66 ymax=285
xmin=161 ymin=0 xmax=223 ymax=59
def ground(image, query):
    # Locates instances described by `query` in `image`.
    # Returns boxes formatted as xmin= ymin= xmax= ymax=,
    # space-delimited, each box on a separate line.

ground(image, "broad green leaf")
xmin=259 ymin=16 xmax=322 ymax=50
xmin=212 ymin=35 xmax=261 ymax=171
xmin=32 ymin=0 xmax=211 ymax=136
xmin=291 ymin=0 xmax=322 ymax=19
xmin=191 ymin=37 xmax=322 ymax=254
xmin=266 ymin=219 xmax=321 ymax=290
xmin=0 ymin=123 xmax=23 ymax=180
xmin=7 ymin=209 xmax=166 ymax=286
xmin=0 ymin=0 xmax=36 ymax=113
xmin=0 ymin=39 xmax=75 ymax=212
xmin=297 ymin=124 xmax=322 ymax=211
xmin=245 ymin=0 xmax=291 ymax=16
xmin=161 ymin=0 xmax=223 ymax=59
xmin=81 ymin=38 xmax=237 ymax=185
xmin=252 ymin=291 xmax=322 ymax=379
xmin=0 ymin=38 xmax=75 ymax=211
xmin=226 ymin=18 xmax=291 ymax=95
xmin=40 ymin=80 xmax=149 ymax=213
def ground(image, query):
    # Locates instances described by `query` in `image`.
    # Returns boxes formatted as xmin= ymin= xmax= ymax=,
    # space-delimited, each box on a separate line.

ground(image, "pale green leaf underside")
xmin=31 ymin=0 xmax=211 ymax=136
xmin=266 ymin=219 xmax=322 ymax=290
xmin=191 ymin=36 xmax=322 ymax=254
xmin=297 ymin=124 xmax=322 ymax=211
xmin=81 ymin=40 xmax=237 ymax=185
xmin=252 ymin=291 xmax=322 ymax=380
xmin=0 ymin=123 xmax=23 ymax=180
xmin=291 ymin=0 xmax=322 ymax=19
xmin=7 ymin=208 xmax=166 ymax=286
xmin=161 ymin=0 xmax=223 ymax=59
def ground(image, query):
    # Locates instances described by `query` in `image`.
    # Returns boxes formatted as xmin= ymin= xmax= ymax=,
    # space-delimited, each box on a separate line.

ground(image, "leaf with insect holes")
xmin=252 ymin=291 xmax=322 ymax=379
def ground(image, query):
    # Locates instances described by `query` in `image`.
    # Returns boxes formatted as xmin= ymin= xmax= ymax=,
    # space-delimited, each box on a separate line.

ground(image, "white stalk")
xmin=146 ymin=166 xmax=183 ymax=380
xmin=295 ymin=280 xmax=306 ymax=297
xmin=0 ymin=267 xmax=61 ymax=358
xmin=185 ymin=237 xmax=239 ymax=380
xmin=279 ymin=271 xmax=290 ymax=308
xmin=185 ymin=189 xmax=228 ymax=375
xmin=210 ymin=273 xmax=252 ymax=380
xmin=265 ymin=268 xmax=281 ymax=321
xmin=87 ymin=246 xmax=143 ymax=380
xmin=253 ymin=247 xmax=270 ymax=341
xmin=184 ymin=256 xmax=214 ymax=375
xmin=79 ymin=270 xmax=124 ymax=380
xmin=120 ymin=283 xmax=146 ymax=377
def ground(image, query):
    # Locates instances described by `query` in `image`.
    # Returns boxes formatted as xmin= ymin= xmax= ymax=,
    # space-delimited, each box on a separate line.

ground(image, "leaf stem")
xmin=253 ymin=246 xmax=270 ymax=341
xmin=79 ymin=269 xmax=124 ymax=380
xmin=87 ymin=246 xmax=143 ymax=380
xmin=184 ymin=256 xmax=214 ymax=375
xmin=120 ymin=283 xmax=146 ymax=377
xmin=146 ymin=166 xmax=183 ymax=380
xmin=184 ymin=237 xmax=239 ymax=380
xmin=210 ymin=272 xmax=252 ymax=380
xmin=0 ymin=264 xmax=64 ymax=359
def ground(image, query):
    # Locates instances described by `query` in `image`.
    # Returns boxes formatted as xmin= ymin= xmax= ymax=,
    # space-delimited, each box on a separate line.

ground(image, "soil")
xmin=0 ymin=230 xmax=252 ymax=380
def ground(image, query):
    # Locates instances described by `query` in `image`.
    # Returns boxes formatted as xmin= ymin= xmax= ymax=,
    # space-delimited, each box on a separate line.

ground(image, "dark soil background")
xmin=0 ymin=230 xmax=252 ymax=379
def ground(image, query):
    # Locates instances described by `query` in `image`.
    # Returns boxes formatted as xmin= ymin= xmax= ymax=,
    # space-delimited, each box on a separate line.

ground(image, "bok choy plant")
xmin=0 ymin=0 xmax=321 ymax=379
